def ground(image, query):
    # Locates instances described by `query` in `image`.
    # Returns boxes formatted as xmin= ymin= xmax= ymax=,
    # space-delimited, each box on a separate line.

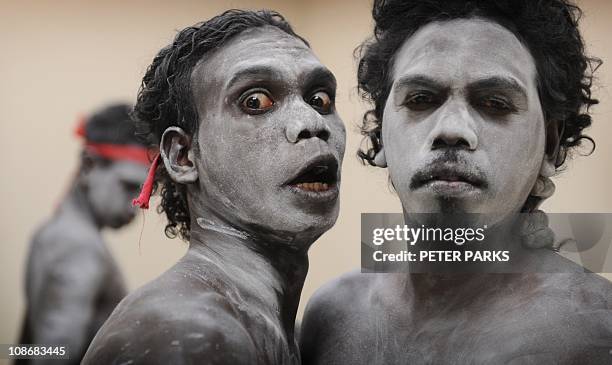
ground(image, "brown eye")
xmin=241 ymin=91 xmax=274 ymax=113
xmin=404 ymin=92 xmax=439 ymax=111
xmin=479 ymin=97 xmax=515 ymax=115
xmin=308 ymin=91 xmax=332 ymax=114
xmin=482 ymin=98 xmax=507 ymax=109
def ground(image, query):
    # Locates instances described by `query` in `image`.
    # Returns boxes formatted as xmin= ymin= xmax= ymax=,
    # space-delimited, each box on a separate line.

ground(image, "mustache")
xmin=409 ymin=151 xmax=488 ymax=189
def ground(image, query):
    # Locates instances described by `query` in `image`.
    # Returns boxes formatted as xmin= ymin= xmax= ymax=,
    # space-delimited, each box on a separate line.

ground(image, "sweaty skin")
xmin=83 ymin=26 xmax=345 ymax=365
xmin=20 ymin=160 xmax=146 ymax=365
xmin=301 ymin=19 xmax=612 ymax=364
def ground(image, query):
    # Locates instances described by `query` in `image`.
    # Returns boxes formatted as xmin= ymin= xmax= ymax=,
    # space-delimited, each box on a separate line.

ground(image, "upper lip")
xmin=284 ymin=154 xmax=339 ymax=187
xmin=411 ymin=163 xmax=487 ymax=189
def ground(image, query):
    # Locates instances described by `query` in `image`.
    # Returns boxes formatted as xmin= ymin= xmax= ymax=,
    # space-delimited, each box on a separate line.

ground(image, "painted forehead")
xmin=391 ymin=18 xmax=537 ymax=91
xmin=192 ymin=26 xmax=327 ymax=92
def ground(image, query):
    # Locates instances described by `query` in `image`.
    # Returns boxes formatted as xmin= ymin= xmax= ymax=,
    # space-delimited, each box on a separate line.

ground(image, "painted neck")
xmin=399 ymin=209 xmax=527 ymax=299
xmin=188 ymin=215 xmax=309 ymax=343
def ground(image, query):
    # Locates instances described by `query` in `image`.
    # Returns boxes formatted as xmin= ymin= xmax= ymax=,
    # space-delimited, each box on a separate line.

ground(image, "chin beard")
xmin=436 ymin=196 xmax=468 ymax=213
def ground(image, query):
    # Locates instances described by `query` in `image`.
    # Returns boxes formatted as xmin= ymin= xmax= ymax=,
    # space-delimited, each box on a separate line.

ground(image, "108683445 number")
xmin=1 ymin=345 xmax=69 ymax=359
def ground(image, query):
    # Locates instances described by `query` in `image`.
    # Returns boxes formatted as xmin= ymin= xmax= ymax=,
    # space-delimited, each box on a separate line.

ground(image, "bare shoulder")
xmin=534 ymin=273 xmax=612 ymax=360
xmin=83 ymin=269 xmax=256 ymax=365
xmin=30 ymin=218 xmax=105 ymax=262
xmin=532 ymin=253 xmax=612 ymax=309
xmin=563 ymin=273 xmax=612 ymax=328
xmin=300 ymin=270 xmax=380 ymax=361
xmin=26 ymin=220 xmax=108 ymax=292
xmin=303 ymin=270 xmax=377 ymax=323
xmin=544 ymin=272 xmax=612 ymax=308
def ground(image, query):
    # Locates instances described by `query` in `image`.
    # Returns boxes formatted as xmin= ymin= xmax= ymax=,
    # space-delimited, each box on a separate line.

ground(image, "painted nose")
xmin=429 ymin=102 xmax=478 ymax=151
xmin=285 ymin=113 xmax=330 ymax=143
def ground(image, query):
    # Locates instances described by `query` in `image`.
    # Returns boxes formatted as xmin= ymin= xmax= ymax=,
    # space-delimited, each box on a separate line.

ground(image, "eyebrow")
xmin=394 ymin=74 xmax=528 ymax=101
xmin=225 ymin=65 xmax=337 ymax=92
xmin=225 ymin=65 xmax=281 ymax=90
xmin=302 ymin=67 xmax=337 ymax=91
xmin=394 ymin=74 xmax=449 ymax=92
xmin=466 ymin=76 xmax=527 ymax=99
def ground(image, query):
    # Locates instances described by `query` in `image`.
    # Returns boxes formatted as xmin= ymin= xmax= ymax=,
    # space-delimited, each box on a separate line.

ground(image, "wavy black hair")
xmin=357 ymin=0 xmax=600 ymax=168
xmin=132 ymin=9 xmax=308 ymax=241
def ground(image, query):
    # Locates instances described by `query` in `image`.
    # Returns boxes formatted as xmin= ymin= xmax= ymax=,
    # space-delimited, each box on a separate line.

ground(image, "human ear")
xmin=160 ymin=126 xmax=198 ymax=184
xmin=521 ymin=120 xmax=559 ymax=248
xmin=373 ymin=147 xmax=387 ymax=168
xmin=529 ymin=120 xmax=559 ymax=202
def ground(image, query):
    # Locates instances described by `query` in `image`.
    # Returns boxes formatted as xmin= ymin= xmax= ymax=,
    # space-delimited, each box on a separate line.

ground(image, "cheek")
xmin=90 ymin=176 xmax=129 ymax=215
xmin=199 ymin=123 xmax=279 ymax=205
xmin=330 ymin=117 xmax=346 ymax=161
xmin=382 ymin=112 xmax=422 ymax=177
xmin=110 ymin=186 xmax=127 ymax=212
xmin=486 ymin=114 xmax=546 ymax=194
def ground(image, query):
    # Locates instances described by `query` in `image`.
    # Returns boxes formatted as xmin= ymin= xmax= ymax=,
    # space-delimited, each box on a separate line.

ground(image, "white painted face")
xmin=85 ymin=160 xmax=148 ymax=228
xmin=165 ymin=26 xmax=346 ymax=244
xmin=380 ymin=18 xmax=547 ymax=224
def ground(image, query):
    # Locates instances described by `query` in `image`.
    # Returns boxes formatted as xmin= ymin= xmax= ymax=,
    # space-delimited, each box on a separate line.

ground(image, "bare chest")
xmin=356 ymin=302 xmax=606 ymax=364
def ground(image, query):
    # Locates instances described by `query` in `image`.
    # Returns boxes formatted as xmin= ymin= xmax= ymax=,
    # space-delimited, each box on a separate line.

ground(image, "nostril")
xmin=432 ymin=137 xmax=447 ymax=150
xmin=297 ymin=130 xmax=312 ymax=140
xmin=316 ymin=130 xmax=330 ymax=142
xmin=432 ymin=137 xmax=470 ymax=150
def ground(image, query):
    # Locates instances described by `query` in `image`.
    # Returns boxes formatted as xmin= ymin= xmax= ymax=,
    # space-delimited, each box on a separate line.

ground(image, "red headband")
xmin=75 ymin=116 xmax=150 ymax=166
xmin=75 ymin=115 xmax=159 ymax=209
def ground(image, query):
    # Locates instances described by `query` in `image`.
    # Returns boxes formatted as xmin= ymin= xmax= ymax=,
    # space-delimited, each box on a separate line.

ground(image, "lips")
xmin=412 ymin=163 xmax=487 ymax=190
xmin=285 ymin=155 xmax=339 ymax=193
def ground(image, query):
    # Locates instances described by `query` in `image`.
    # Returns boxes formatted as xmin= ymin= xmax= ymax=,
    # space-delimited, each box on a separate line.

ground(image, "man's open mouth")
xmin=286 ymin=155 xmax=339 ymax=193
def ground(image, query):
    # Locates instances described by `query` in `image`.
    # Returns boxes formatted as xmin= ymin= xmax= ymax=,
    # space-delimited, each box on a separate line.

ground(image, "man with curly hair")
xmin=83 ymin=9 xmax=345 ymax=365
xmin=19 ymin=104 xmax=148 ymax=365
xmin=301 ymin=1 xmax=612 ymax=364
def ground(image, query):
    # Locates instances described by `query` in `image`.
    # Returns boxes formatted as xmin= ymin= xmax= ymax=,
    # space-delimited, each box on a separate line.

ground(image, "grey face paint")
xmin=85 ymin=160 xmax=148 ymax=228
xmin=188 ymin=25 xmax=346 ymax=246
xmin=382 ymin=18 xmax=546 ymax=226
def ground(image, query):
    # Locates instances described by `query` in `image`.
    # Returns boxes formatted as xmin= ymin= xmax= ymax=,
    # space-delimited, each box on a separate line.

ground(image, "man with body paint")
xmin=82 ymin=10 xmax=345 ymax=365
xmin=301 ymin=1 xmax=612 ymax=364
xmin=19 ymin=104 xmax=149 ymax=364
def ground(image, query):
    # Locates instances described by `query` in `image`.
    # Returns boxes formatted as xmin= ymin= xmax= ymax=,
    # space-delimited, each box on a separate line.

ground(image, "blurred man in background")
xmin=18 ymin=104 xmax=148 ymax=364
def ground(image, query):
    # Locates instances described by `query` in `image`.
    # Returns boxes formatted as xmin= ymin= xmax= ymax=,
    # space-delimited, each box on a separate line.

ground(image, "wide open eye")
xmin=241 ymin=91 xmax=274 ymax=113
xmin=308 ymin=91 xmax=332 ymax=114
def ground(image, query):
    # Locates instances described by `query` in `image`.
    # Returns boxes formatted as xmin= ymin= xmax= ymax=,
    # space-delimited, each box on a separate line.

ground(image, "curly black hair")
xmin=132 ymin=9 xmax=308 ymax=241
xmin=357 ymin=0 xmax=600 ymax=168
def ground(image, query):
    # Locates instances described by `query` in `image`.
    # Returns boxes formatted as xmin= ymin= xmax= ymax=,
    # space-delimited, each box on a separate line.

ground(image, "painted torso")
xmin=82 ymin=249 xmax=300 ymax=365
xmin=20 ymin=209 xmax=126 ymax=364
xmin=301 ymin=271 xmax=612 ymax=365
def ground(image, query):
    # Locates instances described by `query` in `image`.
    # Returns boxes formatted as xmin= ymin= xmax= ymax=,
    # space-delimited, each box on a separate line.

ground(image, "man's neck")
xmin=398 ymin=211 xmax=538 ymax=304
xmin=187 ymin=218 xmax=309 ymax=343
